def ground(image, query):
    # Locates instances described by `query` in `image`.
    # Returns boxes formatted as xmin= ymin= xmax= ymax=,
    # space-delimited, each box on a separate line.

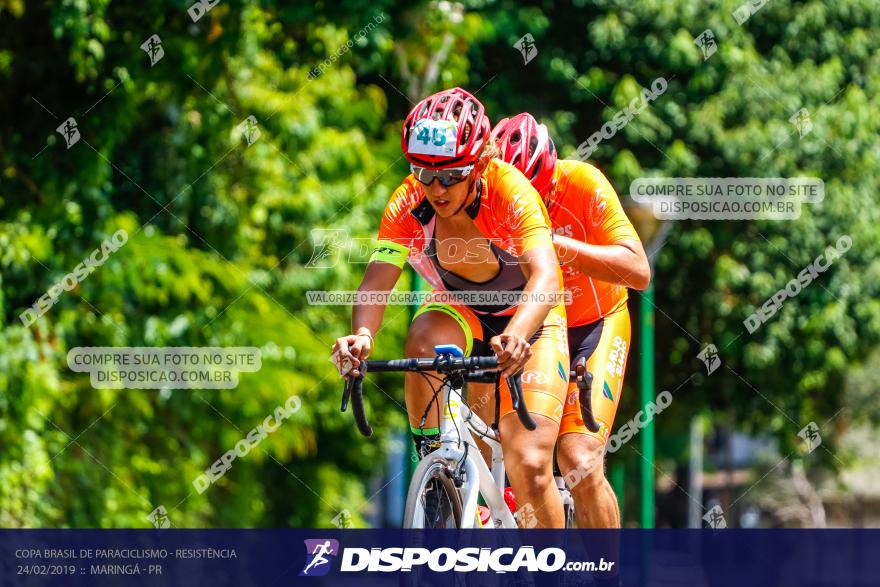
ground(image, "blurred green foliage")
xmin=1 ymin=0 xmax=878 ymax=527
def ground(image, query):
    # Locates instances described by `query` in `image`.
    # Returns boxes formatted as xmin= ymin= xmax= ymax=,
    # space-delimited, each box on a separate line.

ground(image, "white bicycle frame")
xmin=415 ymin=378 xmax=517 ymax=528
xmin=411 ymin=378 xmax=570 ymax=529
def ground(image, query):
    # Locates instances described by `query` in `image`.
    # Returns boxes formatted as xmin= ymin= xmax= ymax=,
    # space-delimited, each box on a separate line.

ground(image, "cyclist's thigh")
xmin=404 ymin=302 xmax=485 ymax=429
xmin=560 ymin=307 xmax=632 ymax=442
xmin=497 ymin=304 xmax=570 ymax=425
xmin=406 ymin=301 xmax=481 ymax=357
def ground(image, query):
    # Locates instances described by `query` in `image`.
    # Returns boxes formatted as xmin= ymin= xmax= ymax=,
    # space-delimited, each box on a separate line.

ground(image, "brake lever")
xmin=341 ymin=377 xmax=355 ymax=412
xmin=575 ymin=358 xmax=600 ymax=433
xmin=506 ymin=371 xmax=537 ymax=431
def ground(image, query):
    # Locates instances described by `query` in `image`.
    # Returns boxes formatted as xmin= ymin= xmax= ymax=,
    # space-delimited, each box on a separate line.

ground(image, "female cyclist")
xmin=332 ymin=89 xmax=570 ymax=528
xmin=491 ymin=113 xmax=650 ymax=529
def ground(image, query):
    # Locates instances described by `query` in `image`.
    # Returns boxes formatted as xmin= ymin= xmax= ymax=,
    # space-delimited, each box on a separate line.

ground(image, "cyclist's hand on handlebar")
xmin=331 ymin=333 xmax=372 ymax=379
xmin=489 ymin=333 xmax=532 ymax=378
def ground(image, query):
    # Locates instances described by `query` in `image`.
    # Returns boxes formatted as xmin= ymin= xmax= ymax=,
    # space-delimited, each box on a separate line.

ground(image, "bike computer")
xmin=434 ymin=344 xmax=464 ymax=357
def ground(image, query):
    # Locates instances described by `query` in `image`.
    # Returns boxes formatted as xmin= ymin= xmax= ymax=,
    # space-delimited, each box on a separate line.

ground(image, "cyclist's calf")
xmin=403 ymin=310 xmax=469 ymax=439
xmin=499 ymin=414 xmax=564 ymax=528
xmin=557 ymin=433 xmax=620 ymax=528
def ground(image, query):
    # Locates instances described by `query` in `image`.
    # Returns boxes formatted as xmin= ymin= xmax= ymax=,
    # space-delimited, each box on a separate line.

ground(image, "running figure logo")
xmin=693 ymin=29 xmax=717 ymax=60
xmin=238 ymin=115 xmax=261 ymax=147
xmin=697 ymin=344 xmax=721 ymax=375
xmin=789 ymin=108 xmax=813 ymax=139
xmin=299 ymin=539 xmax=339 ymax=577
xmin=140 ymin=34 xmax=164 ymax=66
xmin=56 ymin=117 xmax=80 ymax=149
xmin=798 ymin=421 xmax=822 ymax=453
xmin=703 ymin=504 xmax=727 ymax=529
xmin=513 ymin=34 xmax=538 ymax=65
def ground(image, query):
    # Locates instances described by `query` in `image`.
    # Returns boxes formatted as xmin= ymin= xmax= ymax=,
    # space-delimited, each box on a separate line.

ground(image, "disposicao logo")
xmin=300 ymin=539 xmax=340 ymax=577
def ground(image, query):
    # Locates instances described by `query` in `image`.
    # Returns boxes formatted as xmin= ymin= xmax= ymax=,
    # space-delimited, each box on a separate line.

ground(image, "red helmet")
xmin=490 ymin=113 xmax=557 ymax=195
xmin=402 ymin=87 xmax=491 ymax=169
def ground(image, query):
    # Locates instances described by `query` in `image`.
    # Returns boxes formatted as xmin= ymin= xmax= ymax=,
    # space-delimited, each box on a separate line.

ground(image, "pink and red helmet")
xmin=402 ymin=87 xmax=491 ymax=170
xmin=490 ymin=113 xmax=557 ymax=196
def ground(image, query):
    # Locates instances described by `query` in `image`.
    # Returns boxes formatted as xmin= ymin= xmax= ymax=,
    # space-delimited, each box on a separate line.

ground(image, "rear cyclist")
xmin=332 ymin=89 xmax=570 ymax=528
xmin=492 ymin=113 xmax=650 ymax=528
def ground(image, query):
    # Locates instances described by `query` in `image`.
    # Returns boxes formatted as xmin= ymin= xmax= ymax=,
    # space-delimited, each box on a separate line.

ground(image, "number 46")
xmin=417 ymin=126 xmax=447 ymax=146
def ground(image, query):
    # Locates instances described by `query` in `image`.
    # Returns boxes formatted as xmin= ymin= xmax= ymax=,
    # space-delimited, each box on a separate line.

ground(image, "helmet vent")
xmin=529 ymin=136 xmax=539 ymax=156
xmin=461 ymin=122 xmax=472 ymax=145
xmin=531 ymin=158 xmax=542 ymax=180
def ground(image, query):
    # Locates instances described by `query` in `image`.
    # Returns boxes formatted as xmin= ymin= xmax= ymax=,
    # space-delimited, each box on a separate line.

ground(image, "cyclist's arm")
xmin=553 ymin=236 xmax=650 ymax=290
xmin=504 ymin=245 xmax=560 ymax=340
xmin=334 ymin=183 xmax=416 ymax=378
xmin=334 ymin=261 xmax=402 ymax=379
xmin=492 ymin=244 xmax=559 ymax=377
xmin=556 ymin=163 xmax=650 ymax=290
xmin=352 ymin=261 xmax=402 ymax=342
xmin=489 ymin=164 xmax=562 ymax=376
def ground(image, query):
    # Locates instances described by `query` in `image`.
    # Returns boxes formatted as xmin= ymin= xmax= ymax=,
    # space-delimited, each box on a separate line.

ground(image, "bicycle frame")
xmin=340 ymin=348 xmax=596 ymax=529
xmin=430 ymin=378 xmax=516 ymax=528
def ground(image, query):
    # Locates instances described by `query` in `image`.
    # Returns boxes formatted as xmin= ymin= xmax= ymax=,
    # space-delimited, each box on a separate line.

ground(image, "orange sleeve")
xmin=577 ymin=164 xmax=640 ymax=246
xmin=490 ymin=161 xmax=554 ymax=256
xmin=371 ymin=180 xmax=422 ymax=268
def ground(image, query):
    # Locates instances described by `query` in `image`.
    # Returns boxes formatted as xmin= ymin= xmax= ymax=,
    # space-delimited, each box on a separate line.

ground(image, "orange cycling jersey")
xmin=548 ymin=160 xmax=641 ymax=327
xmin=371 ymin=159 xmax=559 ymax=315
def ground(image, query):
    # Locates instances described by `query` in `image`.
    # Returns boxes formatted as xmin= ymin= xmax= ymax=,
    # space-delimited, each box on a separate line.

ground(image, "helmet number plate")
xmin=408 ymin=119 xmax=457 ymax=157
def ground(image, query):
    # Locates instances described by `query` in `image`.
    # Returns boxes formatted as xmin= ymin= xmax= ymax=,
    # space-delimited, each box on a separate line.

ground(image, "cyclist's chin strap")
xmin=492 ymin=375 xmax=501 ymax=433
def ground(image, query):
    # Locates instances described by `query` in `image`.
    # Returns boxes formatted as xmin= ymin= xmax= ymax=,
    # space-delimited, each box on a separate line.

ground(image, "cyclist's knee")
xmin=405 ymin=311 xmax=466 ymax=357
xmin=509 ymin=448 xmax=554 ymax=488
xmin=504 ymin=435 xmax=555 ymax=488
xmin=559 ymin=434 xmax=606 ymax=487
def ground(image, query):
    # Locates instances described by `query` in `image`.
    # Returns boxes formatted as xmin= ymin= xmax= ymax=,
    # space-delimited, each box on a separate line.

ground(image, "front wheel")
xmin=403 ymin=456 xmax=463 ymax=529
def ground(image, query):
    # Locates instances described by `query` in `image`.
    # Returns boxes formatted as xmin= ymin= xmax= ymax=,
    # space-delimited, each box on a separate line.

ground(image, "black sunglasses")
xmin=410 ymin=164 xmax=474 ymax=187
